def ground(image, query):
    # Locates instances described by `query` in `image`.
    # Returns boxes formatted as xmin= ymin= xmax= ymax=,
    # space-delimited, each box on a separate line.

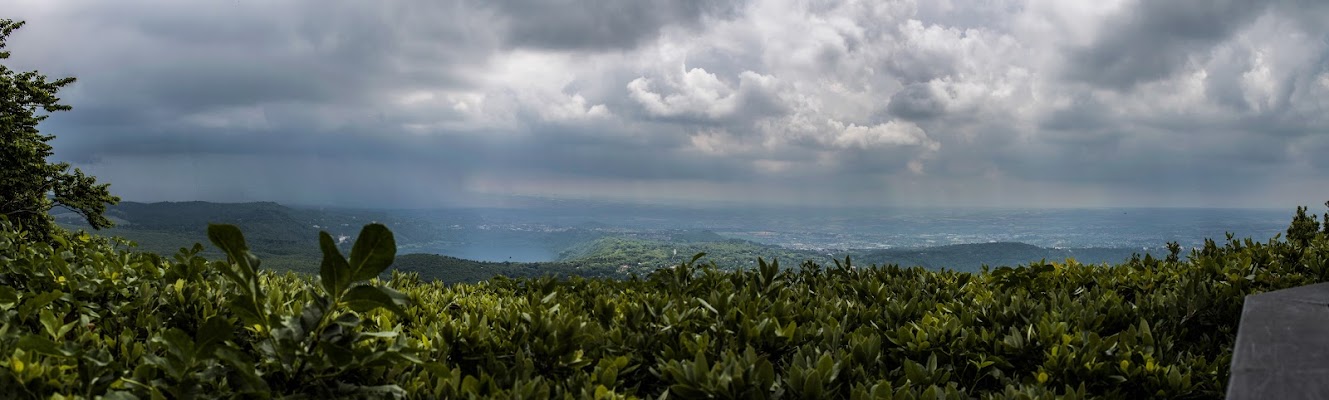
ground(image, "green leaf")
xmin=207 ymin=224 xmax=261 ymax=283
xmin=100 ymin=391 xmax=139 ymax=400
xmin=213 ymin=345 xmax=267 ymax=392
xmin=343 ymin=285 xmax=408 ymax=315
xmin=323 ymin=342 xmax=355 ymax=366
xmin=0 ymin=286 xmax=17 ymax=309
xmin=39 ymin=308 xmax=61 ymax=339
xmin=18 ymin=334 xmax=74 ymax=358
xmin=207 ymin=224 xmax=248 ymax=264
xmin=228 ymin=295 xmax=267 ymax=327
xmin=319 ymin=231 xmax=350 ymax=295
xmin=160 ymin=328 xmax=196 ymax=361
xmin=195 ymin=316 xmax=233 ymax=355
xmin=803 ymin=369 xmax=824 ymax=399
xmin=816 ymin=353 xmax=835 ymax=381
xmin=18 ymin=290 xmax=63 ymax=319
xmin=348 ymin=224 xmax=396 ymax=282
xmin=756 ymin=358 xmax=776 ymax=387
xmin=209 ymin=260 xmax=245 ymax=290
xmin=461 ymin=375 xmax=480 ymax=393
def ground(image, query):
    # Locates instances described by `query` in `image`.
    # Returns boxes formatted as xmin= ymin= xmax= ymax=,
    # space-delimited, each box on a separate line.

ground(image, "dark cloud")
xmin=491 ymin=0 xmax=745 ymax=50
xmin=1065 ymin=0 xmax=1268 ymax=89
xmin=1210 ymin=56 xmax=1259 ymax=113
xmin=1038 ymin=95 xmax=1117 ymax=132
xmin=7 ymin=0 xmax=1329 ymax=208
xmin=887 ymin=83 xmax=945 ymax=121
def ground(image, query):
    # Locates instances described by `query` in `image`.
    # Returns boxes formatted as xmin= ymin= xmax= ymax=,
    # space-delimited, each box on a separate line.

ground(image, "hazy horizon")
xmin=76 ymin=199 xmax=1294 ymax=263
xmin=9 ymin=1 xmax=1329 ymax=210
xmin=104 ymin=196 xmax=1304 ymax=213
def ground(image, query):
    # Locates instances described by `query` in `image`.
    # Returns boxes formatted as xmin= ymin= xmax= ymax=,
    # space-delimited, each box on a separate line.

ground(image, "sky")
xmin=6 ymin=0 xmax=1329 ymax=209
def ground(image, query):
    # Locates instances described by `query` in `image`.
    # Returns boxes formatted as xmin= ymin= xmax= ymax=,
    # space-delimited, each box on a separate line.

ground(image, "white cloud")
xmin=627 ymin=69 xmax=730 ymax=118
xmin=627 ymin=67 xmax=781 ymax=120
xmin=830 ymin=120 xmax=938 ymax=150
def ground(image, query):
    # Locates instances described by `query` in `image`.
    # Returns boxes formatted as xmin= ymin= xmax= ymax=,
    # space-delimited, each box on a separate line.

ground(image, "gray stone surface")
xmin=1228 ymin=282 xmax=1329 ymax=399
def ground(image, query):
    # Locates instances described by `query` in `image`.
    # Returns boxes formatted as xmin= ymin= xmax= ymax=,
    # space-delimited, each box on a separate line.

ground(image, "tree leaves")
xmin=348 ymin=223 xmax=396 ymax=283
xmin=17 ymin=334 xmax=74 ymax=358
xmin=203 ymin=223 xmax=414 ymax=395
xmin=319 ymin=231 xmax=350 ymax=296
xmin=320 ymin=224 xmax=401 ymax=316
xmin=342 ymin=285 xmax=407 ymax=315
xmin=0 ymin=19 xmax=118 ymax=241
xmin=207 ymin=224 xmax=260 ymax=279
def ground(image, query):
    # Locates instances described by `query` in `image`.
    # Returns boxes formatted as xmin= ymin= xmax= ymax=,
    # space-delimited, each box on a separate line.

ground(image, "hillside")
xmin=98 ymin=201 xmax=317 ymax=253
xmin=55 ymin=201 xmax=430 ymax=272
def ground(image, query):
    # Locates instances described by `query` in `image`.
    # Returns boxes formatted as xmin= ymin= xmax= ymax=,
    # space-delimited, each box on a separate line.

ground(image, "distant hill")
xmin=55 ymin=201 xmax=386 ymax=272
xmin=106 ymin=201 xmax=317 ymax=253
xmin=55 ymin=200 xmax=1155 ymax=280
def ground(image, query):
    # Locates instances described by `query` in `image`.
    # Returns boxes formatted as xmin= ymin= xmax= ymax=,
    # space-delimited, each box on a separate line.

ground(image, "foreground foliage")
xmin=0 ymin=212 xmax=1327 ymax=398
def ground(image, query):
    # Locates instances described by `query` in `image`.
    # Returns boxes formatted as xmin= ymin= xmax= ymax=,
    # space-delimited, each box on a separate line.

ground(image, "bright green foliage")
xmin=2 ymin=207 xmax=1329 ymax=398
xmin=0 ymin=19 xmax=119 ymax=241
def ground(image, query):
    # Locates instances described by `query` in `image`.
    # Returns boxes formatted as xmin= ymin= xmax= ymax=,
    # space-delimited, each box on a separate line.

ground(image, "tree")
xmin=1323 ymin=201 xmax=1329 ymax=235
xmin=1286 ymin=205 xmax=1320 ymax=247
xmin=0 ymin=19 xmax=118 ymax=240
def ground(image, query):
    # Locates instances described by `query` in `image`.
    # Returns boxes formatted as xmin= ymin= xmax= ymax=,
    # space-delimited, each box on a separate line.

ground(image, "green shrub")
xmin=1 ymin=210 xmax=1327 ymax=399
xmin=0 ymin=220 xmax=413 ymax=398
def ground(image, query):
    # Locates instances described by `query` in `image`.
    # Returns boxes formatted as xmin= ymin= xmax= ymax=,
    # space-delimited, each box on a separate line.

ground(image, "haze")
xmin=7 ymin=0 xmax=1328 ymax=209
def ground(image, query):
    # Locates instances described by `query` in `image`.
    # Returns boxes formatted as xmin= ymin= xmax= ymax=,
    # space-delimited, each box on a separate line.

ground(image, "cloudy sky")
xmin=7 ymin=0 xmax=1328 ymax=208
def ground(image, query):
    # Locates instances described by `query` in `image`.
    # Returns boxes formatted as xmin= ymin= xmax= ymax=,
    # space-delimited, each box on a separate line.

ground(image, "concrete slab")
xmin=1228 ymin=282 xmax=1329 ymax=399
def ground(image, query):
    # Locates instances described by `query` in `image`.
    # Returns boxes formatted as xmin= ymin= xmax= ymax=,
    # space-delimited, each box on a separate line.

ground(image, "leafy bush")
xmin=0 ymin=210 xmax=1327 ymax=398
xmin=0 ymin=220 xmax=413 ymax=398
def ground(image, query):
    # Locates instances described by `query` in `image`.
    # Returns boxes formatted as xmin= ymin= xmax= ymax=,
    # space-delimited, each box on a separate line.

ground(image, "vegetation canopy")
xmin=0 ymin=19 xmax=119 ymax=241
xmin=0 ymin=203 xmax=1326 ymax=398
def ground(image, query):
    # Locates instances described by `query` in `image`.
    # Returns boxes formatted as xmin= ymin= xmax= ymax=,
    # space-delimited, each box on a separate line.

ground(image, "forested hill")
xmin=55 ymin=200 xmax=1157 ymax=281
xmin=97 ymin=201 xmax=317 ymax=252
xmin=392 ymin=237 xmax=1156 ymax=284
xmin=53 ymin=201 xmax=399 ymax=272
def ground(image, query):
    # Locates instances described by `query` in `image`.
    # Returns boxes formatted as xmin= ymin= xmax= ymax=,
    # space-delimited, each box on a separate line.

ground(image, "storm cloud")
xmin=6 ymin=0 xmax=1328 ymax=208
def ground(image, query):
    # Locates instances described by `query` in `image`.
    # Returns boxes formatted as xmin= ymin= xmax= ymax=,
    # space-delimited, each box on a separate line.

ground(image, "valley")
xmin=57 ymin=200 xmax=1289 ymax=283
